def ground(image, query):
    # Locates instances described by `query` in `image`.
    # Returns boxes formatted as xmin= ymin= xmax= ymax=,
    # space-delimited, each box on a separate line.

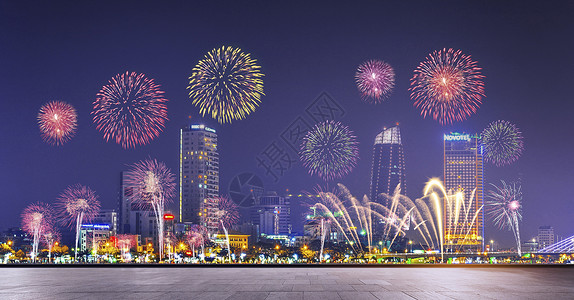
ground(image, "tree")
xmin=15 ymin=249 xmax=26 ymax=260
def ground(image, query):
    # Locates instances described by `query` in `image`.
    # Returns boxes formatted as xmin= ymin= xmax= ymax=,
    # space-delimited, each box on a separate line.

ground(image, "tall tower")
xmin=369 ymin=125 xmax=406 ymax=207
xmin=180 ymin=124 xmax=219 ymax=223
xmin=443 ymin=132 xmax=484 ymax=252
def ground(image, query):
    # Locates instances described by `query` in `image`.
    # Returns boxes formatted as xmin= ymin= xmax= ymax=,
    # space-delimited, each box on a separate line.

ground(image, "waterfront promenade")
xmin=1 ymin=265 xmax=573 ymax=299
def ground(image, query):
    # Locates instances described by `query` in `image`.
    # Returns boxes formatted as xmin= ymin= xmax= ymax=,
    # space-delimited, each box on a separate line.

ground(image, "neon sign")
xmin=444 ymin=134 xmax=470 ymax=141
xmin=190 ymin=124 xmax=216 ymax=133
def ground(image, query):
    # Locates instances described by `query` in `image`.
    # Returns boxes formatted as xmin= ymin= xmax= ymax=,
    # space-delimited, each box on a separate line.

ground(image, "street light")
xmin=490 ymin=240 xmax=494 ymax=252
xmin=408 ymin=240 xmax=413 ymax=253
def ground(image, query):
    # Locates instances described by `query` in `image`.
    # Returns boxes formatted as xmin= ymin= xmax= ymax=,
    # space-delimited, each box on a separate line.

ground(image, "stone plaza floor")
xmin=0 ymin=265 xmax=573 ymax=299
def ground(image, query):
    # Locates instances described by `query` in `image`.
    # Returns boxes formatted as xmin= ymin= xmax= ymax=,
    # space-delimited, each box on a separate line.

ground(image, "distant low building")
xmin=213 ymin=230 xmax=249 ymax=250
xmin=80 ymin=224 xmax=113 ymax=252
xmin=538 ymin=226 xmax=555 ymax=250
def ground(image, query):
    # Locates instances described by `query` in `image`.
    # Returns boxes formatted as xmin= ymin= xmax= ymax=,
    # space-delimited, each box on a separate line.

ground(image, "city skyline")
xmin=1 ymin=1 xmax=573 ymax=249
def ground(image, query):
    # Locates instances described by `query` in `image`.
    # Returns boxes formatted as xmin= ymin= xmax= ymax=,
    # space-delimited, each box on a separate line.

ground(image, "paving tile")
xmin=304 ymin=291 xmax=342 ymax=300
xmin=284 ymin=279 xmax=311 ymax=285
xmin=371 ymin=291 xmax=415 ymax=300
xmin=359 ymin=279 xmax=392 ymax=285
xmin=266 ymin=291 xmax=304 ymax=300
xmin=352 ymin=284 xmax=386 ymax=292
xmin=322 ymin=284 xmax=356 ymax=291
xmin=381 ymin=284 xmax=422 ymax=292
xmin=292 ymin=284 xmax=326 ymax=292
xmin=403 ymin=291 xmax=455 ymax=300
xmin=436 ymin=291 xmax=493 ymax=300
xmin=337 ymin=291 xmax=379 ymax=300
xmin=260 ymin=284 xmax=294 ymax=292
xmin=191 ymin=291 xmax=236 ymax=300
xmin=229 ymin=284 xmax=265 ymax=291
xmin=226 ymin=291 xmax=269 ymax=300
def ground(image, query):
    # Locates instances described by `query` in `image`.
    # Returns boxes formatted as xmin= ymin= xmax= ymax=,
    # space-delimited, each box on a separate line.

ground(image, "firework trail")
xmin=57 ymin=184 xmax=100 ymax=261
xmin=481 ymin=120 xmax=524 ymax=167
xmin=300 ymin=120 xmax=359 ymax=181
xmin=116 ymin=234 xmax=136 ymax=262
xmin=410 ymin=48 xmax=485 ymax=124
xmin=487 ymin=181 xmax=523 ymax=255
xmin=42 ymin=229 xmax=60 ymax=263
xmin=355 ymin=60 xmax=395 ymax=103
xmin=126 ymin=159 xmax=175 ymax=259
xmin=188 ymin=46 xmax=265 ymax=124
xmin=92 ymin=71 xmax=169 ymax=149
xmin=37 ymin=101 xmax=77 ymax=146
xmin=21 ymin=202 xmax=54 ymax=262
xmin=210 ymin=196 xmax=239 ymax=260
xmin=186 ymin=225 xmax=208 ymax=257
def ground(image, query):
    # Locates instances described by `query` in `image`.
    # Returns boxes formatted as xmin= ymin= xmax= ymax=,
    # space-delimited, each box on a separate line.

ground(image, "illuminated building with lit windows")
xmin=213 ymin=230 xmax=250 ymax=250
xmin=180 ymin=124 xmax=219 ymax=223
xmin=200 ymin=198 xmax=220 ymax=235
xmin=537 ymin=226 xmax=555 ymax=250
xmin=443 ymin=132 xmax=484 ymax=252
xmin=369 ymin=124 xmax=406 ymax=206
xmin=252 ymin=192 xmax=292 ymax=236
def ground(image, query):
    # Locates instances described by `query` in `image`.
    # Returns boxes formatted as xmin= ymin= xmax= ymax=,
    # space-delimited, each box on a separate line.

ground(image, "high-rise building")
xmin=252 ymin=192 xmax=291 ymax=236
xmin=180 ymin=124 xmax=219 ymax=223
xmin=199 ymin=198 xmax=220 ymax=236
xmin=118 ymin=171 xmax=132 ymax=234
xmin=537 ymin=226 xmax=555 ymax=250
xmin=369 ymin=125 xmax=406 ymax=206
xmin=443 ymin=132 xmax=484 ymax=251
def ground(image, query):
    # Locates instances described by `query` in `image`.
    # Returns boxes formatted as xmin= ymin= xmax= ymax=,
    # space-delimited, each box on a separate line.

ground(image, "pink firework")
xmin=186 ymin=225 xmax=208 ymax=249
xmin=21 ymin=202 xmax=55 ymax=262
xmin=37 ymin=101 xmax=77 ymax=145
xmin=125 ymin=159 xmax=176 ymax=208
xmin=125 ymin=159 xmax=175 ymax=259
xmin=410 ymin=48 xmax=485 ymax=125
xmin=92 ymin=71 xmax=169 ymax=149
xmin=355 ymin=60 xmax=395 ymax=103
xmin=211 ymin=196 xmax=240 ymax=229
xmin=57 ymin=184 xmax=101 ymax=227
xmin=57 ymin=184 xmax=100 ymax=260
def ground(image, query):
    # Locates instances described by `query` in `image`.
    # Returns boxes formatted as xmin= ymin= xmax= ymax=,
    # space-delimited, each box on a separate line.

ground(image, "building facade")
xmin=200 ymin=198 xmax=220 ymax=235
xmin=369 ymin=125 xmax=406 ymax=205
xmin=252 ymin=192 xmax=291 ymax=236
xmin=180 ymin=125 xmax=219 ymax=223
xmin=443 ymin=132 xmax=484 ymax=252
xmin=537 ymin=226 xmax=555 ymax=250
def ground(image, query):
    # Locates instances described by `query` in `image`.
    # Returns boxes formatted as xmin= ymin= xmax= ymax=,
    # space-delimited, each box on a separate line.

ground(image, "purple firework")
xmin=355 ymin=60 xmax=395 ymax=103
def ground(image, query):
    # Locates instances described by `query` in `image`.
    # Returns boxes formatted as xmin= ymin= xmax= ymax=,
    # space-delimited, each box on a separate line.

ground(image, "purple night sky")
xmin=0 ymin=1 xmax=573 ymax=247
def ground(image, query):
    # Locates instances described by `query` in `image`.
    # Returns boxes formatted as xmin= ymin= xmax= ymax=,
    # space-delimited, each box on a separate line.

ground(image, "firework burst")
xmin=355 ymin=60 xmax=395 ymax=103
xmin=410 ymin=48 xmax=485 ymax=124
xmin=126 ymin=159 xmax=175 ymax=259
xmin=21 ymin=202 xmax=54 ymax=262
xmin=300 ymin=120 xmax=359 ymax=181
xmin=487 ymin=181 xmax=523 ymax=255
xmin=481 ymin=120 xmax=524 ymax=167
xmin=57 ymin=184 xmax=100 ymax=260
xmin=188 ymin=46 xmax=265 ymax=124
xmin=211 ymin=196 xmax=240 ymax=229
xmin=37 ymin=101 xmax=77 ymax=145
xmin=92 ymin=71 xmax=169 ymax=149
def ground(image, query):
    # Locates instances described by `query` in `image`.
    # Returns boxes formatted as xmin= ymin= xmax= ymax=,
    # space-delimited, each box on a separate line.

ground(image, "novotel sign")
xmin=444 ymin=134 xmax=471 ymax=141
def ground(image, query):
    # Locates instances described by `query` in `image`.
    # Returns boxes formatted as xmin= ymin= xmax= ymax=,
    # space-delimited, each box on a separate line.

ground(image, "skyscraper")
xmin=252 ymin=192 xmax=291 ymax=236
xmin=369 ymin=125 xmax=406 ymax=206
xmin=180 ymin=124 xmax=219 ymax=223
xmin=443 ymin=132 xmax=484 ymax=251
